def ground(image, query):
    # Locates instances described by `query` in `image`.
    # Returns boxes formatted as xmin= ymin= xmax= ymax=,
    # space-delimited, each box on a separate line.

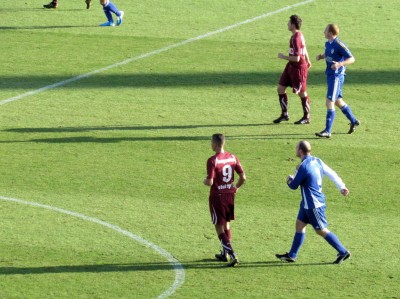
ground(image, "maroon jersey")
xmin=206 ymin=151 xmax=244 ymax=194
xmin=289 ymin=31 xmax=307 ymax=67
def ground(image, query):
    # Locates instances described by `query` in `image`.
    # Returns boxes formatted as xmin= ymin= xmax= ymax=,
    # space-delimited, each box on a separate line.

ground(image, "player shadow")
xmin=0 ymin=260 xmax=334 ymax=275
xmin=0 ymin=134 xmax=321 ymax=144
xmin=0 ymin=25 xmax=96 ymax=30
xmin=4 ymin=123 xmax=271 ymax=133
xmin=0 ymin=70 xmax=398 ymax=90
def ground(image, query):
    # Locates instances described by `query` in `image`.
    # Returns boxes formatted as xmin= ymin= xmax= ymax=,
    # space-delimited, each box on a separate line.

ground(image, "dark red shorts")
xmin=278 ymin=63 xmax=309 ymax=93
xmin=209 ymin=192 xmax=235 ymax=225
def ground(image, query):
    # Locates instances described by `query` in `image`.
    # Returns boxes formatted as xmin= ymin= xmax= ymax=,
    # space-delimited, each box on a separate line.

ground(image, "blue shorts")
xmin=297 ymin=205 xmax=328 ymax=230
xmin=326 ymin=75 xmax=344 ymax=101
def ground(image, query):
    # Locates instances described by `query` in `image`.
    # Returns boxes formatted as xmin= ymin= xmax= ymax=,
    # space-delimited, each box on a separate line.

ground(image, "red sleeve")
xmin=206 ymin=157 xmax=215 ymax=179
xmin=291 ymin=34 xmax=302 ymax=56
xmin=234 ymin=156 xmax=244 ymax=174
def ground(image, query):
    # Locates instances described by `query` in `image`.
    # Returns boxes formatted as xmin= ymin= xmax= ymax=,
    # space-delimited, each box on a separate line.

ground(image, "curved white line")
xmin=0 ymin=195 xmax=185 ymax=299
xmin=0 ymin=0 xmax=314 ymax=106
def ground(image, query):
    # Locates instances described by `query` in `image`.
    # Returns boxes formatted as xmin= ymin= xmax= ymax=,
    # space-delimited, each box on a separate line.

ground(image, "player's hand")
xmin=307 ymin=61 xmax=312 ymax=69
xmin=331 ymin=61 xmax=341 ymax=70
xmin=286 ymin=175 xmax=294 ymax=184
xmin=278 ymin=53 xmax=285 ymax=60
xmin=340 ymin=188 xmax=349 ymax=196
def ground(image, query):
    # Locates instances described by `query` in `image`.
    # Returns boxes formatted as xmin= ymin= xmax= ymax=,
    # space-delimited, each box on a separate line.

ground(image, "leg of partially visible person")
xmin=85 ymin=0 xmax=92 ymax=9
xmin=99 ymin=0 xmax=124 ymax=26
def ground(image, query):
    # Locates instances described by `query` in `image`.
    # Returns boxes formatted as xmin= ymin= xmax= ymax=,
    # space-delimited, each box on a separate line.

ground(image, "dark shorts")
xmin=209 ymin=192 xmax=235 ymax=225
xmin=297 ymin=205 xmax=328 ymax=230
xmin=279 ymin=63 xmax=309 ymax=93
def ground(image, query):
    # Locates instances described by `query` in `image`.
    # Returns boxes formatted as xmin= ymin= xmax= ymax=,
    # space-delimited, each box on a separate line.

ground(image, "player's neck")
xmin=215 ymin=148 xmax=225 ymax=154
xmin=291 ymin=29 xmax=300 ymax=35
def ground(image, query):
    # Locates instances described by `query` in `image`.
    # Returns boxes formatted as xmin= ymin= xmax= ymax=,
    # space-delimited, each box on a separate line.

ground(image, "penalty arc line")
xmin=0 ymin=0 xmax=315 ymax=106
xmin=0 ymin=195 xmax=184 ymax=299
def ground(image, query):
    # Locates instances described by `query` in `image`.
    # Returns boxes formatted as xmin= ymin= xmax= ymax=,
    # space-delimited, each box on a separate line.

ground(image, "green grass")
xmin=0 ymin=0 xmax=399 ymax=298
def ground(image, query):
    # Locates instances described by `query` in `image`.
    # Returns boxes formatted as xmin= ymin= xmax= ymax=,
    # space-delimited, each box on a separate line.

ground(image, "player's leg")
xmin=224 ymin=222 xmax=231 ymax=241
xmin=295 ymin=91 xmax=311 ymax=124
xmin=312 ymin=207 xmax=351 ymax=264
xmin=43 ymin=0 xmax=58 ymax=9
xmin=335 ymin=97 xmax=360 ymax=134
xmin=274 ymin=65 xmax=291 ymax=123
xmin=99 ymin=0 xmax=114 ymax=26
xmin=293 ymin=67 xmax=311 ymax=124
xmin=100 ymin=0 xmax=124 ymax=26
xmin=316 ymin=76 xmax=337 ymax=138
xmin=85 ymin=0 xmax=92 ymax=9
xmin=276 ymin=208 xmax=308 ymax=262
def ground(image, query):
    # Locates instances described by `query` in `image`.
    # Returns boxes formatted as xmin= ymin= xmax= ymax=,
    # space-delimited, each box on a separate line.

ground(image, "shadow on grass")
xmin=0 ymin=260 xmax=334 ymax=275
xmin=0 ymin=25 xmax=96 ymax=30
xmin=0 ymin=70 xmax=398 ymax=90
xmin=0 ymin=134 xmax=321 ymax=144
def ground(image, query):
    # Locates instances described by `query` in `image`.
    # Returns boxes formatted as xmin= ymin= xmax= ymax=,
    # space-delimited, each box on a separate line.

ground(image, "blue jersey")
xmin=324 ymin=37 xmax=353 ymax=77
xmin=288 ymin=156 xmax=345 ymax=209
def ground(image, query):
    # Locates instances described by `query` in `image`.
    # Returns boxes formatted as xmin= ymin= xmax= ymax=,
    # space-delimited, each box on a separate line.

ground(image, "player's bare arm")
xmin=235 ymin=172 xmax=246 ymax=190
xmin=331 ymin=56 xmax=355 ymax=70
xmin=278 ymin=53 xmax=300 ymax=62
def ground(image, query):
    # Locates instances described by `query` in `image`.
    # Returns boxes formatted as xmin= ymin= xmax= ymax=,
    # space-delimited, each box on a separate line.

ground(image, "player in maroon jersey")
xmin=274 ymin=15 xmax=312 ymax=125
xmin=203 ymin=134 xmax=246 ymax=267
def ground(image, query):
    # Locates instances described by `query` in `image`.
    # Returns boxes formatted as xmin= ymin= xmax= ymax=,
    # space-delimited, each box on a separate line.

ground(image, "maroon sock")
xmin=278 ymin=93 xmax=289 ymax=116
xmin=301 ymin=96 xmax=310 ymax=119
xmin=218 ymin=233 xmax=236 ymax=258
xmin=225 ymin=229 xmax=232 ymax=241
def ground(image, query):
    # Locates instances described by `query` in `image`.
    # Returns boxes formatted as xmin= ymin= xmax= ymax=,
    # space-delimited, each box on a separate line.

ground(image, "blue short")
xmin=326 ymin=75 xmax=344 ymax=101
xmin=297 ymin=205 xmax=328 ymax=230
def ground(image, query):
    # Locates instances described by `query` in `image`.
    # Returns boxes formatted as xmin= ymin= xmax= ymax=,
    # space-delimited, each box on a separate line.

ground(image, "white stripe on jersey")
xmin=215 ymin=157 xmax=236 ymax=165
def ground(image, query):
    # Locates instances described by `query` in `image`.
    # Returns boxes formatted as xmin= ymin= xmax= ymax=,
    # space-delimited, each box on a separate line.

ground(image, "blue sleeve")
xmin=288 ymin=165 xmax=307 ymax=190
xmin=337 ymin=40 xmax=352 ymax=59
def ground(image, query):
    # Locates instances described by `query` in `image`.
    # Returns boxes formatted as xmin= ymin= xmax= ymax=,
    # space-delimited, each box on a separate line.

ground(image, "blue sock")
xmin=289 ymin=232 xmax=305 ymax=259
xmin=105 ymin=1 xmax=121 ymax=16
xmin=341 ymin=104 xmax=357 ymax=124
xmin=325 ymin=109 xmax=336 ymax=133
xmin=324 ymin=232 xmax=347 ymax=255
xmin=103 ymin=6 xmax=113 ymax=22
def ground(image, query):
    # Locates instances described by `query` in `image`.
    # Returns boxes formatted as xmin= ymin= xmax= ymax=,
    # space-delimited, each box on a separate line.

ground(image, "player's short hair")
xmin=290 ymin=15 xmax=302 ymax=30
xmin=298 ymin=140 xmax=311 ymax=154
xmin=212 ymin=133 xmax=225 ymax=147
xmin=327 ymin=24 xmax=340 ymax=36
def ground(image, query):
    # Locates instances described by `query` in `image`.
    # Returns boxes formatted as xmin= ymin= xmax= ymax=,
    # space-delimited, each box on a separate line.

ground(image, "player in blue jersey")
xmin=276 ymin=141 xmax=351 ymax=264
xmin=315 ymin=24 xmax=360 ymax=138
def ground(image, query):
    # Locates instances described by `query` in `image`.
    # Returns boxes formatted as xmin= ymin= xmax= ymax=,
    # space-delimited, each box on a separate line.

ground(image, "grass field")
xmin=1 ymin=0 xmax=399 ymax=298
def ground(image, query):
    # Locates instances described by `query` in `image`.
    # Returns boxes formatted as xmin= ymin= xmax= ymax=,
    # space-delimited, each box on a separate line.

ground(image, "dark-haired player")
xmin=203 ymin=134 xmax=246 ymax=267
xmin=274 ymin=15 xmax=312 ymax=125
xmin=276 ymin=141 xmax=351 ymax=264
xmin=315 ymin=24 xmax=360 ymax=138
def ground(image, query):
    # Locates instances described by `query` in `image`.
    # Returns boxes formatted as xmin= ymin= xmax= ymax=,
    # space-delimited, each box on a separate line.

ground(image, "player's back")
xmin=208 ymin=152 xmax=243 ymax=194
xmin=299 ymin=156 xmax=326 ymax=208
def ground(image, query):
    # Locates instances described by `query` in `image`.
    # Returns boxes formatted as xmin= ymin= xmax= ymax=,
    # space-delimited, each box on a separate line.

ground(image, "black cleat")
xmin=294 ymin=117 xmax=310 ymax=125
xmin=333 ymin=251 xmax=351 ymax=264
xmin=215 ymin=252 xmax=228 ymax=262
xmin=348 ymin=120 xmax=360 ymax=134
xmin=227 ymin=257 xmax=239 ymax=267
xmin=43 ymin=1 xmax=58 ymax=8
xmin=273 ymin=115 xmax=289 ymax=124
xmin=315 ymin=130 xmax=332 ymax=138
xmin=275 ymin=252 xmax=296 ymax=263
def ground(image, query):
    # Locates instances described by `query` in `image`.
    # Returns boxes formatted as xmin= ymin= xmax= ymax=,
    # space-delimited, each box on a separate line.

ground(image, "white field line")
xmin=0 ymin=195 xmax=184 ymax=299
xmin=0 ymin=0 xmax=314 ymax=106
